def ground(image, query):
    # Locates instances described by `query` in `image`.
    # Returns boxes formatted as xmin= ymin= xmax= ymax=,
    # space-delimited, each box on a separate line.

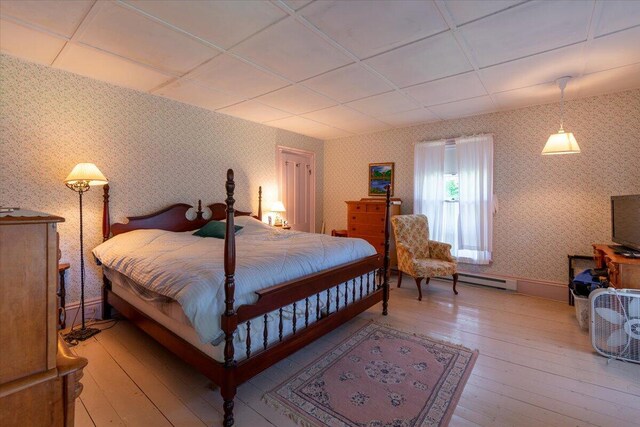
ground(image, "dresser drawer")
xmin=349 ymin=223 xmax=385 ymax=237
xmin=361 ymin=235 xmax=385 ymax=253
xmin=348 ymin=212 xmax=386 ymax=226
xmin=365 ymin=203 xmax=385 ymax=213
xmin=347 ymin=203 xmax=366 ymax=213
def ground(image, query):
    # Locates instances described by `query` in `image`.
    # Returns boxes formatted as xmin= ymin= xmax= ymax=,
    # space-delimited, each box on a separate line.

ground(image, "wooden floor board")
xmin=74 ymin=280 xmax=640 ymax=426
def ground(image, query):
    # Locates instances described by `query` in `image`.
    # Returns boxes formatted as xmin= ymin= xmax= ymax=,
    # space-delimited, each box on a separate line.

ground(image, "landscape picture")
xmin=368 ymin=162 xmax=394 ymax=196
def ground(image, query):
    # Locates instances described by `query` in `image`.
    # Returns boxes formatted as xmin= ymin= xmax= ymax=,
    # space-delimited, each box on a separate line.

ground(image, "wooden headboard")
xmin=102 ymin=185 xmax=262 ymax=239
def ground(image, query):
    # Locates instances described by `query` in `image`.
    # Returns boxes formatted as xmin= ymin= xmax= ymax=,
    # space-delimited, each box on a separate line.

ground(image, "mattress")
xmin=94 ymin=216 xmax=377 ymax=345
xmin=107 ymin=266 xmax=375 ymax=363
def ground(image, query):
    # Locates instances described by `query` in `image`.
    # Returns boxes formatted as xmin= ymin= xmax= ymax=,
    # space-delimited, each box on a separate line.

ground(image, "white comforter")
xmin=93 ymin=217 xmax=376 ymax=344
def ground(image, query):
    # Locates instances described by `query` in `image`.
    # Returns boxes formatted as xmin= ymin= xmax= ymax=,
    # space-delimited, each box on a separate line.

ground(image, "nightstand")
xmin=58 ymin=263 xmax=70 ymax=329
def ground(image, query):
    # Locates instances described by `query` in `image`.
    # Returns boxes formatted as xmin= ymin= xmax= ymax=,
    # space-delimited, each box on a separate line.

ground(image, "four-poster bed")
xmin=97 ymin=169 xmax=391 ymax=426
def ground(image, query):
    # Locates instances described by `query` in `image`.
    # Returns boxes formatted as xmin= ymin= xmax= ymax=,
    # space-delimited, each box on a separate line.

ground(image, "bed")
xmin=95 ymin=169 xmax=391 ymax=426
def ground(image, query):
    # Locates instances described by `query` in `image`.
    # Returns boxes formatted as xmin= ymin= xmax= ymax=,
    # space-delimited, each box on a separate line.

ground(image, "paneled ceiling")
xmin=1 ymin=0 xmax=639 ymax=140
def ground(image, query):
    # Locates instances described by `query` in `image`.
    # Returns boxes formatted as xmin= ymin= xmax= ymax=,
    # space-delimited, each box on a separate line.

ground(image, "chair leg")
xmin=425 ymin=277 xmax=431 ymax=286
xmin=415 ymin=277 xmax=423 ymax=301
xmin=452 ymin=273 xmax=459 ymax=295
xmin=397 ymin=270 xmax=403 ymax=288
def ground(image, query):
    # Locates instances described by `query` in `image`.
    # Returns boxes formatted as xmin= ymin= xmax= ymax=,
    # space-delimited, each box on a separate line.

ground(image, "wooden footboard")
xmin=100 ymin=169 xmax=392 ymax=427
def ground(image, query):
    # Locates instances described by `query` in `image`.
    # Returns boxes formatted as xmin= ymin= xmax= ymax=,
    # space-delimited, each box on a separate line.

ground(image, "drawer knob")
xmin=352 ymin=216 xmax=356 ymax=220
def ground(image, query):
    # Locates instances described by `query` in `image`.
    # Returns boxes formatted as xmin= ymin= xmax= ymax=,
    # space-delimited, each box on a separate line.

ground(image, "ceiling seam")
xmin=270 ymin=0 xmax=444 ymax=128
xmin=575 ymin=0 xmax=605 ymax=99
xmin=48 ymin=0 xmax=98 ymax=67
xmin=116 ymin=0 xmax=359 ymax=136
xmin=433 ymin=0 xmax=498 ymax=112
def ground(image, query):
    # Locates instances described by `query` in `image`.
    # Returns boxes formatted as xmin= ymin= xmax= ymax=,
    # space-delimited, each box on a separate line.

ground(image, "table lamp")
xmin=271 ymin=201 xmax=286 ymax=227
xmin=64 ymin=163 xmax=108 ymax=342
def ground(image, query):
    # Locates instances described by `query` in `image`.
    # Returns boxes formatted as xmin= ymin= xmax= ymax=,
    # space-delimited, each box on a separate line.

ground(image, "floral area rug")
xmin=263 ymin=322 xmax=478 ymax=427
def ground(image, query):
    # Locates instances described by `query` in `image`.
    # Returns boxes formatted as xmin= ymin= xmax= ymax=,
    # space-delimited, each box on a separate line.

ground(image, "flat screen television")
xmin=611 ymin=194 xmax=640 ymax=252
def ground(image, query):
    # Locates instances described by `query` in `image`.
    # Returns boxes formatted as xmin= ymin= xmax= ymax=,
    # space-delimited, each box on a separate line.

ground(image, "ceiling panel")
xmin=301 ymin=0 xmax=447 ymax=59
xmin=405 ymin=72 xmax=487 ymax=106
xmin=593 ymin=0 xmax=640 ymax=37
xmin=303 ymin=105 xmax=391 ymax=133
xmin=217 ymin=100 xmax=291 ymax=123
xmin=302 ymin=63 xmax=393 ymax=103
xmin=346 ymin=91 xmax=419 ymax=117
xmin=576 ymin=63 xmax=640 ymax=98
xmin=378 ymin=108 xmax=439 ymax=127
xmin=442 ymin=0 xmax=525 ymax=26
xmin=492 ymin=81 xmax=578 ymax=111
xmin=77 ymin=1 xmax=219 ymax=74
xmin=479 ymin=42 xmax=586 ymax=93
xmin=429 ymin=95 xmax=496 ymax=120
xmin=231 ymin=17 xmax=352 ymax=82
xmin=305 ymin=126 xmax=354 ymax=140
xmin=584 ymin=26 xmax=640 ymax=74
xmin=124 ymin=0 xmax=286 ymax=49
xmin=281 ymin=0 xmax=314 ymax=12
xmin=187 ymin=54 xmax=288 ymax=99
xmin=0 ymin=0 xmax=94 ymax=38
xmin=0 ymin=18 xmax=66 ymax=65
xmin=265 ymin=116 xmax=352 ymax=139
xmin=155 ymin=79 xmax=243 ymax=110
xmin=459 ymin=0 xmax=592 ymax=68
xmin=365 ymin=31 xmax=473 ymax=88
xmin=255 ymin=85 xmax=336 ymax=114
xmin=56 ymin=43 xmax=173 ymax=92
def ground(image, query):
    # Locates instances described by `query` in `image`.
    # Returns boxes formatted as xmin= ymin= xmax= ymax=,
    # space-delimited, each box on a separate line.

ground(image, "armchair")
xmin=391 ymin=214 xmax=458 ymax=300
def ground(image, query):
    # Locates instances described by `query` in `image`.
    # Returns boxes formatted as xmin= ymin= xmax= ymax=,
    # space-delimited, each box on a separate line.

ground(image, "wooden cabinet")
xmin=593 ymin=244 xmax=640 ymax=289
xmin=0 ymin=211 xmax=87 ymax=426
xmin=346 ymin=199 xmax=401 ymax=266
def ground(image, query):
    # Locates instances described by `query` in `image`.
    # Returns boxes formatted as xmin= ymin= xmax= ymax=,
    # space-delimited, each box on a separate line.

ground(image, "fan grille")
xmin=590 ymin=289 xmax=639 ymax=363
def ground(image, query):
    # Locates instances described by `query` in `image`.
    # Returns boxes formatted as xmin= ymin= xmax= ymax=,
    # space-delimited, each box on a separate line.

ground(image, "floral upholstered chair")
xmin=391 ymin=214 xmax=458 ymax=301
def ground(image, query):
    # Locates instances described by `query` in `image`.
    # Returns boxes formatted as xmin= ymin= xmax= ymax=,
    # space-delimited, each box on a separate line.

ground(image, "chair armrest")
xmin=428 ymin=240 xmax=454 ymax=262
xmin=396 ymin=242 xmax=416 ymax=273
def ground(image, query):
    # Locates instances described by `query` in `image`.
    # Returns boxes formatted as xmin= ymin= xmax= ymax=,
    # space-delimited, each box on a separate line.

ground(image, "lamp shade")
xmin=542 ymin=130 xmax=580 ymax=155
xmin=64 ymin=163 xmax=108 ymax=186
xmin=270 ymin=201 xmax=286 ymax=213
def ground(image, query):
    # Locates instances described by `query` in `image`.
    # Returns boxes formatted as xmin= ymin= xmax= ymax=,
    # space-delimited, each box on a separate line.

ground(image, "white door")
xmin=279 ymin=149 xmax=314 ymax=232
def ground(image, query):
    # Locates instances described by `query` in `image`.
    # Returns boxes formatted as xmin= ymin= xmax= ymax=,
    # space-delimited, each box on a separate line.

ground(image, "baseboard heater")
xmin=437 ymin=272 xmax=517 ymax=291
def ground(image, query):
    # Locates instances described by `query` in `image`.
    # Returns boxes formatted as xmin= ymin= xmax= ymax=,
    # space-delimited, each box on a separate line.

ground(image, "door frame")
xmin=276 ymin=145 xmax=316 ymax=233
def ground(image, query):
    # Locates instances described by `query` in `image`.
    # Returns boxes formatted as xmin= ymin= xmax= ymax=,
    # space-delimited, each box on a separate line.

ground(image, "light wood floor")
xmin=71 ymin=280 xmax=640 ymax=427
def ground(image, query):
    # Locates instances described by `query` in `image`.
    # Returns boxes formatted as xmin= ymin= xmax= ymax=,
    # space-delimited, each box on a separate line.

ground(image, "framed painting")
xmin=368 ymin=162 xmax=394 ymax=196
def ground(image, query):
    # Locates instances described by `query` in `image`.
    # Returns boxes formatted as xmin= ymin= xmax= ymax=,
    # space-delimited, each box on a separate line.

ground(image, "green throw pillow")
xmin=193 ymin=221 xmax=243 ymax=238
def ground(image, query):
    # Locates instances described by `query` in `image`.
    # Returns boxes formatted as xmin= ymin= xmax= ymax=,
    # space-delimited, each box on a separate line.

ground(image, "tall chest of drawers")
xmin=0 ymin=211 xmax=87 ymax=427
xmin=345 ymin=199 xmax=401 ymax=266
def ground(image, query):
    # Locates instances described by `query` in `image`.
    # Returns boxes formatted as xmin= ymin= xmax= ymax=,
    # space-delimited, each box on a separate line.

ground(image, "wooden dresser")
xmin=0 ymin=211 xmax=87 ymax=426
xmin=345 ymin=198 xmax=401 ymax=266
xmin=593 ymin=244 xmax=640 ymax=289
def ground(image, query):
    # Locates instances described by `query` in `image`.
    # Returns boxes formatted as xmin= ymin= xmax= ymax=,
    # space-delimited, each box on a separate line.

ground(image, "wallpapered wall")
xmin=0 ymin=54 xmax=323 ymax=304
xmin=324 ymin=89 xmax=640 ymax=284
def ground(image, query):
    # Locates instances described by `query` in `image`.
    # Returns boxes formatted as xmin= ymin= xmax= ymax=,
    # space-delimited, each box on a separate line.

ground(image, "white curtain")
xmin=456 ymin=135 xmax=494 ymax=264
xmin=414 ymin=141 xmax=446 ymax=241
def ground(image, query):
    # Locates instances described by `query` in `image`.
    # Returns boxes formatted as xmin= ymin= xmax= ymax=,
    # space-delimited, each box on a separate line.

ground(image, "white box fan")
xmin=590 ymin=288 xmax=640 ymax=363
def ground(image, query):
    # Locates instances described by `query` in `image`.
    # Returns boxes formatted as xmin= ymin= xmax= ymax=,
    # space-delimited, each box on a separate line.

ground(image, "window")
xmin=444 ymin=174 xmax=459 ymax=201
xmin=414 ymin=135 xmax=494 ymax=264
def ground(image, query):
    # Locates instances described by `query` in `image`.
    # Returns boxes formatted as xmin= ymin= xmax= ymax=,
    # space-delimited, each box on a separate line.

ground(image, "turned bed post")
xmin=222 ymin=169 xmax=238 ymax=427
xmin=382 ymin=184 xmax=391 ymax=316
xmin=257 ymin=186 xmax=262 ymax=220
xmin=102 ymin=184 xmax=112 ymax=320
xmin=102 ymin=184 xmax=110 ymax=241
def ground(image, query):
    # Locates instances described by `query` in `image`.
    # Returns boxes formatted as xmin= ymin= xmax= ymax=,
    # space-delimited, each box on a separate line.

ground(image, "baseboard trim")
xmin=516 ymin=278 xmax=567 ymax=302
xmin=442 ymin=270 xmax=567 ymax=302
xmin=63 ymin=297 xmax=103 ymax=328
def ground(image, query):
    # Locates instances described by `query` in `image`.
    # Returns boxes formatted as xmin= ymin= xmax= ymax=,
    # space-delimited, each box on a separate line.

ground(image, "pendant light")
xmin=542 ymin=76 xmax=580 ymax=155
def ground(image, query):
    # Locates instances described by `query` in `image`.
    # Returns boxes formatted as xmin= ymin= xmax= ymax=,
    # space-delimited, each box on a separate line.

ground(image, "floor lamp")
xmin=64 ymin=163 xmax=108 ymax=342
